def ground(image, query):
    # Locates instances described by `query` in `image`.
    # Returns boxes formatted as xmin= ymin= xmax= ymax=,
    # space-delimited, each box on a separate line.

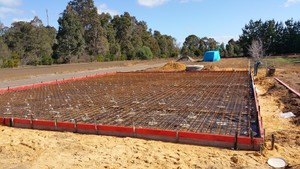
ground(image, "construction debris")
xmin=186 ymin=65 xmax=204 ymax=71
xmin=176 ymin=55 xmax=196 ymax=62
xmin=280 ymin=112 xmax=295 ymax=118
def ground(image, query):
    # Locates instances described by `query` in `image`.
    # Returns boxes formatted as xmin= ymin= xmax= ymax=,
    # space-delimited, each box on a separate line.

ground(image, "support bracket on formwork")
xmin=74 ymin=120 xmax=77 ymax=133
xmin=250 ymin=129 xmax=255 ymax=150
xmin=133 ymin=122 xmax=136 ymax=137
xmin=54 ymin=119 xmax=58 ymax=130
xmin=94 ymin=119 xmax=98 ymax=135
xmin=10 ymin=117 xmax=14 ymax=127
xmin=30 ymin=115 xmax=33 ymax=129
xmin=234 ymin=131 xmax=238 ymax=150
xmin=176 ymin=129 xmax=179 ymax=143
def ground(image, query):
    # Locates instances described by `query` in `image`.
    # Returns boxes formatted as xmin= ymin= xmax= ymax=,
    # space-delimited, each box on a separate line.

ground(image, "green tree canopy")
xmin=54 ymin=5 xmax=84 ymax=63
xmin=239 ymin=18 xmax=300 ymax=56
xmin=181 ymin=35 xmax=218 ymax=57
xmin=3 ymin=17 xmax=55 ymax=65
xmin=136 ymin=46 xmax=153 ymax=60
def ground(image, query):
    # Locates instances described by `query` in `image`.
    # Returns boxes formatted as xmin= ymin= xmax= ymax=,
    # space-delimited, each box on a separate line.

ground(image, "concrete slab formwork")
xmin=0 ymin=71 xmax=264 ymax=150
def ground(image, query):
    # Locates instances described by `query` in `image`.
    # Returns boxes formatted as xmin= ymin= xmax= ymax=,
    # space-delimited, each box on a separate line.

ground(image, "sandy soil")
xmin=0 ymin=58 xmax=299 ymax=169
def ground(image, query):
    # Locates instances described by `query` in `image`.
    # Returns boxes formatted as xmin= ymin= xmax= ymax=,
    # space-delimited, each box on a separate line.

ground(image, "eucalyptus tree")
xmin=2 ymin=17 xmax=55 ymax=65
xmin=54 ymin=5 xmax=84 ymax=63
xmin=181 ymin=35 xmax=200 ymax=56
xmin=67 ymin=0 xmax=109 ymax=57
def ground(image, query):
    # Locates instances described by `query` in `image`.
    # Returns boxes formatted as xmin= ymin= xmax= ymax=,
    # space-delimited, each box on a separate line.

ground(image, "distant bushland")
xmin=181 ymin=19 xmax=300 ymax=58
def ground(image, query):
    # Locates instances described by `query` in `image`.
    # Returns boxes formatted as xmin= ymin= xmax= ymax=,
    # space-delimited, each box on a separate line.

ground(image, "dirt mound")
xmin=204 ymin=65 xmax=221 ymax=71
xmin=261 ymin=82 xmax=286 ymax=97
xmin=161 ymin=62 xmax=186 ymax=71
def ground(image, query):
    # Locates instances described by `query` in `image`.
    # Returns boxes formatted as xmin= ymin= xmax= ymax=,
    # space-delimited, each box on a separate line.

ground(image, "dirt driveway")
xmin=0 ymin=61 xmax=166 ymax=88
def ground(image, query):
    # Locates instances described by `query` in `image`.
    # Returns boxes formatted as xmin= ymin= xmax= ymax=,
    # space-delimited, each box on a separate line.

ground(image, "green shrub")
xmin=96 ymin=55 xmax=104 ymax=62
xmin=3 ymin=52 xmax=20 ymax=68
xmin=136 ymin=46 xmax=153 ymax=60
xmin=120 ymin=54 xmax=127 ymax=61
xmin=41 ymin=55 xmax=53 ymax=65
xmin=160 ymin=54 xmax=168 ymax=58
xmin=11 ymin=52 xmax=20 ymax=67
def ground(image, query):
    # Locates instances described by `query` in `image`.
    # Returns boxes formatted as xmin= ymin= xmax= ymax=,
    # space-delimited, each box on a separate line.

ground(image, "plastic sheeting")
xmin=203 ymin=50 xmax=221 ymax=62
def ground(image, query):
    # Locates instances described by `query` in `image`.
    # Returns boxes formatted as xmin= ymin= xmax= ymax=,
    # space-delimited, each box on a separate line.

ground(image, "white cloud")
xmin=13 ymin=17 xmax=32 ymax=22
xmin=284 ymin=0 xmax=300 ymax=7
xmin=0 ymin=7 xmax=22 ymax=19
xmin=97 ymin=4 xmax=119 ymax=16
xmin=0 ymin=0 xmax=22 ymax=6
xmin=213 ymin=36 xmax=238 ymax=45
xmin=138 ymin=0 xmax=170 ymax=7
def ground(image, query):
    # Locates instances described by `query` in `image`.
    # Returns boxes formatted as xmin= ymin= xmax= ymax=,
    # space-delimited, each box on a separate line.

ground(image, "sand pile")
xmin=161 ymin=62 xmax=186 ymax=71
xmin=205 ymin=65 xmax=221 ymax=71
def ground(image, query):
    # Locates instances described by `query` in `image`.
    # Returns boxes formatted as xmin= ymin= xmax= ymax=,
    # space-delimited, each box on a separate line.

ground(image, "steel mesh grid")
xmin=0 ymin=71 xmax=259 ymax=137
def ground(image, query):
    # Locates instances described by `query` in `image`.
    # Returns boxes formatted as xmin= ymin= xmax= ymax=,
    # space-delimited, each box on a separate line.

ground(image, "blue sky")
xmin=0 ymin=0 xmax=299 ymax=45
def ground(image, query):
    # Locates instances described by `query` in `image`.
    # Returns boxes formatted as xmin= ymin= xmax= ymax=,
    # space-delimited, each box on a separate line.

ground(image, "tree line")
xmin=0 ymin=0 xmax=299 ymax=68
xmin=181 ymin=18 xmax=300 ymax=58
xmin=0 ymin=17 xmax=56 ymax=67
xmin=0 ymin=0 xmax=179 ymax=67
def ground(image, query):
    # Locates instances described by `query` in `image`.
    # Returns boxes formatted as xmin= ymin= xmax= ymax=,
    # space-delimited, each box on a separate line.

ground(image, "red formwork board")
xmin=135 ymin=128 xmax=176 ymax=137
xmin=135 ymin=128 xmax=177 ymax=143
xmin=251 ymin=74 xmax=264 ymax=138
xmin=76 ymin=123 xmax=97 ymax=134
xmin=178 ymin=131 xmax=234 ymax=143
xmin=4 ymin=118 xmax=11 ymax=126
xmin=98 ymin=125 xmax=134 ymax=133
xmin=98 ymin=125 xmax=134 ymax=137
xmin=57 ymin=122 xmax=75 ymax=129
xmin=13 ymin=118 xmax=31 ymax=128
xmin=56 ymin=122 xmax=76 ymax=132
xmin=0 ymin=117 xmax=4 ymax=125
xmin=32 ymin=120 xmax=56 ymax=131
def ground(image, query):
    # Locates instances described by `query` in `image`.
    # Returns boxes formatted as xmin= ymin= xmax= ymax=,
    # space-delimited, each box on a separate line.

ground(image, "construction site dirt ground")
xmin=0 ymin=57 xmax=299 ymax=169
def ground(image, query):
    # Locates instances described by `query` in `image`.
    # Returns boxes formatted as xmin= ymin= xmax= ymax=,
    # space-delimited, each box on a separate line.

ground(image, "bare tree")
xmin=248 ymin=38 xmax=263 ymax=60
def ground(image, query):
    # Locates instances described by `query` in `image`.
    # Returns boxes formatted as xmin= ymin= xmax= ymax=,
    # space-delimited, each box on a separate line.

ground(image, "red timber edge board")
xmin=274 ymin=77 xmax=300 ymax=97
xmin=0 ymin=117 xmax=263 ymax=150
xmin=251 ymin=73 xmax=264 ymax=139
xmin=0 ymin=117 xmax=4 ymax=125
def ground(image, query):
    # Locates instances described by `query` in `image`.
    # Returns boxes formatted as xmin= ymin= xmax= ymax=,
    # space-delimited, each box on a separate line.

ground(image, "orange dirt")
xmin=147 ymin=61 xmax=186 ymax=71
